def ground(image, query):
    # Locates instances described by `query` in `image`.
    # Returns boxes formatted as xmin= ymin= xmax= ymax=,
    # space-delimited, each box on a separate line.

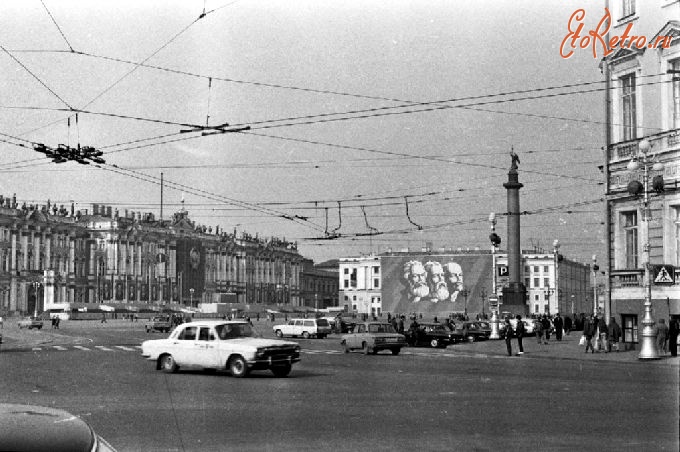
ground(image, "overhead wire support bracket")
xmin=179 ymin=122 xmax=251 ymax=135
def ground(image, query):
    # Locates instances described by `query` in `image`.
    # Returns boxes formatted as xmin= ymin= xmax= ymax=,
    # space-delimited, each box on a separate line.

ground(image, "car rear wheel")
xmin=302 ymin=332 xmax=310 ymax=339
xmin=341 ymin=340 xmax=350 ymax=353
xmin=430 ymin=339 xmax=440 ymax=348
xmin=275 ymin=330 xmax=283 ymax=338
xmin=229 ymin=356 xmax=249 ymax=378
xmin=391 ymin=348 xmax=401 ymax=355
xmin=362 ymin=342 xmax=371 ymax=355
xmin=160 ymin=354 xmax=178 ymax=373
xmin=271 ymin=364 xmax=292 ymax=377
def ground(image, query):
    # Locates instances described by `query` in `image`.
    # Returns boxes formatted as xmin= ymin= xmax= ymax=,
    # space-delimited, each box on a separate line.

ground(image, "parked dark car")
xmin=471 ymin=321 xmax=492 ymax=340
xmin=457 ymin=321 xmax=491 ymax=341
xmin=405 ymin=322 xmax=458 ymax=348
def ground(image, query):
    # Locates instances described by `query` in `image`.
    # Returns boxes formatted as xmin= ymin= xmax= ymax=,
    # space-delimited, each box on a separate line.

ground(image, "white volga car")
xmin=141 ymin=320 xmax=301 ymax=377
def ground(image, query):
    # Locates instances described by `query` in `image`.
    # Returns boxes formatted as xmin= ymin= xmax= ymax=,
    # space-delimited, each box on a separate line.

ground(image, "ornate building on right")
xmin=602 ymin=0 xmax=680 ymax=347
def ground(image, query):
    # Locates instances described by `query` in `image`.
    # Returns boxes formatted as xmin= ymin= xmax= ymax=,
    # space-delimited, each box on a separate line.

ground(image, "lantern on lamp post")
xmin=626 ymin=138 xmax=664 ymax=360
xmin=489 ymin=212 xmax=502 ymax=339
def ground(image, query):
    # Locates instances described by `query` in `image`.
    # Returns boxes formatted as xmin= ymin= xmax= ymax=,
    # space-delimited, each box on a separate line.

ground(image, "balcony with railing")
xmin=610 ymin=128 xmax=680 ymax=163
xmin=611 ymin=269 xmax=643 ymax=288
xmin=611 ymin=268 xmax=680 ymax=288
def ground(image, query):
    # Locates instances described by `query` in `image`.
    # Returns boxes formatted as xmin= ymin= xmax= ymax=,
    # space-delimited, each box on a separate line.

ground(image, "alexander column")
xmin=501 ymin=150 xmax=527 ymax=314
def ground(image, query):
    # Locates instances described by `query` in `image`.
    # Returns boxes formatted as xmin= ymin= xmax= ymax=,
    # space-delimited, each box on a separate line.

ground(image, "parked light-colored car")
xmin=18 ymin=317 xmax=44 ymax=330
xmin=341 ymin=322 xmax=407 ymax=355
xmin=273 ymin=318 xmax=332 ymax=339
xmin=141 ymin=320 xmax=300 ymax=378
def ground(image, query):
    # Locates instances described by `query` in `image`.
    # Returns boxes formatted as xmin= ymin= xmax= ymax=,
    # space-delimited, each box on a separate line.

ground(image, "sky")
xmin=0 ymin=0 xmax=610 ymax=265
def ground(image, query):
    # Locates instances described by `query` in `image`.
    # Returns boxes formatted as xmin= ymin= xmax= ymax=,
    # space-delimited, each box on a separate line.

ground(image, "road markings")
xmin=302 ymin=349 xmax=342 ymax=355
xmin=73 ymin=346 xmax=91 ymax=351
xmin=94 ymin=345 xmax=115 ymax=351
xmin=114 ymin=345 xmax=137 ymax=351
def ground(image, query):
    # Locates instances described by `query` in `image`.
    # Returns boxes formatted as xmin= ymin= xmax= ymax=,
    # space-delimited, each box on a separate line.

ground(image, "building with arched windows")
xmin=0 ymin=196 xmax=304 ymax=317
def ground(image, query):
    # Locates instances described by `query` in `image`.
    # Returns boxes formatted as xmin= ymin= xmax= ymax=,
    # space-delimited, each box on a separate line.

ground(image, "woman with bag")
xmin=583 ymin=314 xmax=596 ymax=353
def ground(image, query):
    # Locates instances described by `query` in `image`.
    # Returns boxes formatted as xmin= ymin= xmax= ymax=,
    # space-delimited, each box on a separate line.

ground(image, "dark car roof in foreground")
xmin=0 ymin=403 xmax=99 ymax=452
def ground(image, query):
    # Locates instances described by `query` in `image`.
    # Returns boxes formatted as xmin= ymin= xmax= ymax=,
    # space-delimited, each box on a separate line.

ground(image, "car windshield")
xmin=368 ymin=323 xmax=396 ymax=334
xmin=215 ymin=323 xmax=257 ymax=339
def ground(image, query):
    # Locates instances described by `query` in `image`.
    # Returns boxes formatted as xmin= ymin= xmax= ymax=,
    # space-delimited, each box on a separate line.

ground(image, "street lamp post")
xmin=592 ymin=255 xmax=599 ymax=315
xmin=489 ymin=212 xmax=501 ymax=339
xmin=189 ymin=288 xmax=194 ymax=308
xmin=627 ymin=138 xmax=663 ymax=360
xmin=553 ymin=239 xmax=560 ymax=314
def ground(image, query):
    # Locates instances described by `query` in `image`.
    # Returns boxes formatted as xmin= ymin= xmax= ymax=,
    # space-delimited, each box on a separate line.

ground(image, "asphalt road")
xmin=1 ymin=321 xmax=678 ymax=451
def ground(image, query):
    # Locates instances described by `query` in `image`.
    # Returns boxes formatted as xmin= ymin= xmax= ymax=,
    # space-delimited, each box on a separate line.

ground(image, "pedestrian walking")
xmin=608 ymin=317 xmax=621 ymax=352
xmin=668 ymin=318 xmax=678 ymax=357
xmin=655 ymin=319 xmax=669 ymax=355
xmin=564 ymin=315 xmax=572 ymax=335
xmin=553 ymin=313 xmax=564 ymax=341
xmin=540 ymin=315 xmax=551 ymax=344
xmin=398 ymin=316 xmax=405 ymax=335
xmin=503 ymin=318 xmax=514 ymax=356
xmin=514 ymin=315 xmax=525 ymax=355
xmin=533 ymin=317 xmax=544 ymax=345
xmin=583 ymin=314 xmax=596 ymax=353
xmin=597 ymin=316 xmax=609 ymax=353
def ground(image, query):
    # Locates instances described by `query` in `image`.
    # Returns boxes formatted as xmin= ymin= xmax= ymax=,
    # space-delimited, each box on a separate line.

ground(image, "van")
xmin=273 ymin=318 xmax=332 ymax=339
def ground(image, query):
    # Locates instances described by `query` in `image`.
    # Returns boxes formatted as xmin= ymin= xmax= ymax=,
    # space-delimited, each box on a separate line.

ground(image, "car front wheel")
xmin=229 ymin=356 xmax=249 ymax=378
xmin=302 ymin=332 xmax=310 ymax=339
xmin=430 ymin=339 xmax=440 ymax=348
xmin=362 ymin=342 xmax=371 ymax=355
xmin=271 ymin=364 xmax=292 ymax=377
xmin=275 ymin=330 xmax=283 ymax=338
xmin=160 ymin=354 xmax=178 ymax=373
xmin=391 ymin=348 xmax=401 ymax=355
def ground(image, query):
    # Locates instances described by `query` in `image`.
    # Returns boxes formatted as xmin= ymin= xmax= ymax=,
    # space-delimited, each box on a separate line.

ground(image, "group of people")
xmin=581 ymin=314 xmax=621 ymax=353
xmin=532 ymin=313 xmax=569 ymax=344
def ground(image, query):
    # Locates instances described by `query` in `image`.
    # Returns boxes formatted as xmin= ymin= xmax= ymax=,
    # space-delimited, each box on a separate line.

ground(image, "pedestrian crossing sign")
xmin=652 ymin=265 xmax=675 ymax=285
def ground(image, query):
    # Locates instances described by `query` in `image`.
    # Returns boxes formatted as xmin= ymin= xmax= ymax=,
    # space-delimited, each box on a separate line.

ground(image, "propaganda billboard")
xmin=176 ymin=239 xmax=206 ymax=299
xmin=381 ymin=253 xmax=493 ymax=317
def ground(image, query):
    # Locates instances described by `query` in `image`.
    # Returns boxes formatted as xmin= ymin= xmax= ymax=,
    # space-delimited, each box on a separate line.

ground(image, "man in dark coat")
xmin=553 ymin=313 xmax=564 ymax=341
xmin=503 ymin=318 xmax=514 ymax=356
xmin=563 ymin=315 xmax=572 ymax=335
xmin=515 ymin=315 xmax=525 ymax=355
